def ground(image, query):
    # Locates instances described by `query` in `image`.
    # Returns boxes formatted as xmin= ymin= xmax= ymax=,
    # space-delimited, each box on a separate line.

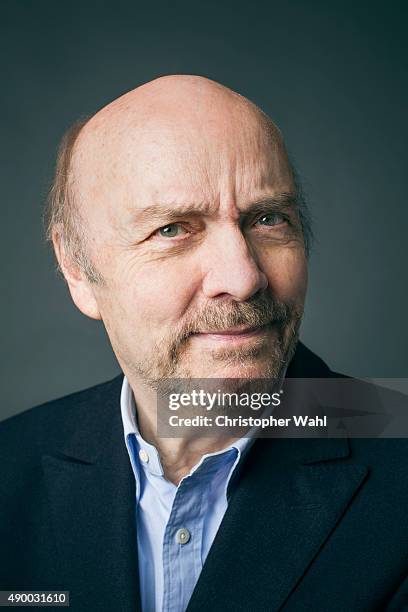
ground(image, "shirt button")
xmin=175 ymin=528 xmax=191 ymax=545
xmin=139 ymin=449 xmax=149 ymax=463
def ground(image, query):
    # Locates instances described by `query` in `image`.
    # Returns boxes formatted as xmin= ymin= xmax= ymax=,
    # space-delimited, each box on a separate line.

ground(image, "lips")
xmin=199 ymin=325 xmax=259 ymax=335
xmin=192 ymin=322 xmax=273 ymax=337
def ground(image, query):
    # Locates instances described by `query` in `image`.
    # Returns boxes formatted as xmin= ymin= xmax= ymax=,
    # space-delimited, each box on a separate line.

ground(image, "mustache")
xmin=172 ymin=292 xmax=301 ymax=344
xmin=146 ymin=291 xmax=304 ymax=384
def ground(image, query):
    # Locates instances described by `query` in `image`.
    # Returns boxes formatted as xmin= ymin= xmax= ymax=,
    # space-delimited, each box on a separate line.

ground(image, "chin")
xmin=189 ymin=355 xmax=282 ymax=382
xmin=179 ymin=360 xmax=281 ymax=399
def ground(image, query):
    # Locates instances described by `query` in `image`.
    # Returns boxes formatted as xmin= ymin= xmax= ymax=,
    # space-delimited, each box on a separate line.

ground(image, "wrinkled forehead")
xmin=70 ymin=101 xmax=294 ymax=219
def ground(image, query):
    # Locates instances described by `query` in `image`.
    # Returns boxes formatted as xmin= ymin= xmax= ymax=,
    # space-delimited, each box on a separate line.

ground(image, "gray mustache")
xmin=179 ymin=294 xmax=294 ymax=339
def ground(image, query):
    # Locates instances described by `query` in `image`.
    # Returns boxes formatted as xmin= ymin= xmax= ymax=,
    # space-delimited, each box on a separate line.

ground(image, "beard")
xmin=128 ymin=290 xmax=303 ymax=392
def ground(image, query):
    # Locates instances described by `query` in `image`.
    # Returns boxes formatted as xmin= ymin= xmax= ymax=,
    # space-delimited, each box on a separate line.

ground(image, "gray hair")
xmin=44 ymin=117 xmax=104 ymax=284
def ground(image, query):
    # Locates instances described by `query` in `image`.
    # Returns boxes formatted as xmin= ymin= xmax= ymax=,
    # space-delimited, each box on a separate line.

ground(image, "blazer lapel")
xmin=187 ymin=438 xmax=368 ymax=612
xmin=42 ymin=376 xmax=142 ymax=612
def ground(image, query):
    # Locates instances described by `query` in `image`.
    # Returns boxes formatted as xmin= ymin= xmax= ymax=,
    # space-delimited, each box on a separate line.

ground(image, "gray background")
xmin=1 ymin=0 xmax=407 ymax=421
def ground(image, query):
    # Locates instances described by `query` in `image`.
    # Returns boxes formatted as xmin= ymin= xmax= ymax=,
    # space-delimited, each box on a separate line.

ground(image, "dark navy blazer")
xmin=0 ymin=343 xmax=407 ymax=611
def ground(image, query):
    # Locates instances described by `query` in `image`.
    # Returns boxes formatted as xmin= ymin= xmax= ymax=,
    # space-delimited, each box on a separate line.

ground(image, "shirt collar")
xmin=120 ymin=375 xmax=254 ymax=478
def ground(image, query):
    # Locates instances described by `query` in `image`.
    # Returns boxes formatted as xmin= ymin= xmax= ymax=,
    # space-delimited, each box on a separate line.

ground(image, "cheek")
xmin=115 ymin=260 xmax=201 ymax=327
xmin=261 ymin=248 xmax=308 ymax=303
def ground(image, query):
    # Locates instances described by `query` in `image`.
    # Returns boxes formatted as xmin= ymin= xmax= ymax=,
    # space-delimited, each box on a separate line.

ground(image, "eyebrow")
xmin=241 ymin=193 xmax=299 ymax=218
xmin=131 ymin=201 xmax=214 ymax=226
xmin=131 ymin=192 xmax=298 ymax=227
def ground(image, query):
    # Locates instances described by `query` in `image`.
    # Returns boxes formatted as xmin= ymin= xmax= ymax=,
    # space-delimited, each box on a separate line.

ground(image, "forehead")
xmin=71 ymin=105 xmax=294 ymax=224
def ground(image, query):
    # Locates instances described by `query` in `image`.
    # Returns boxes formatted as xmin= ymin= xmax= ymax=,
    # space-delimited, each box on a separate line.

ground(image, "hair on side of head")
xmin=290 ymin=163 xmax=314 ymax=257
xmin=44 ymin=118 xmax=105 ymax=284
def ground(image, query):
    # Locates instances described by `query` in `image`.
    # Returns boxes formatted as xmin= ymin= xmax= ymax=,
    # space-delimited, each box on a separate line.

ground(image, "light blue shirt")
xmin=120 ymin=376 xmax=253 ymax=612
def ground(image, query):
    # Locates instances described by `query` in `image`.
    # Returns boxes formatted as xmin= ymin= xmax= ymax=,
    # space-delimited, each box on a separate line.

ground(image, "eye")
xmin=156 ymin=223 xmax=187 ymax=238
xmin=256 ymin=212 xmax=286 ymax=227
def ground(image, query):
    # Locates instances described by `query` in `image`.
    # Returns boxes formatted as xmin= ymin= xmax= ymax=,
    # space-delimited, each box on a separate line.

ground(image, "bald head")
xmin=46 ymin=75 xmax=311 ymax=281
xmin=78 ymin=75 xmax=282 ymax=151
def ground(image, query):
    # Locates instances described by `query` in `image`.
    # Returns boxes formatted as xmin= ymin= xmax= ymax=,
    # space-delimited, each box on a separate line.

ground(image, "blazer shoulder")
xmin=0 ymin=374 xmax=124 ymax=460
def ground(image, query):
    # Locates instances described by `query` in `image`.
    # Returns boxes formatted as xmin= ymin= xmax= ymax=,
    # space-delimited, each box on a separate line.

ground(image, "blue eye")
xmin=257 ymin=212 xmax=285 ymax=226
xmin=158 ymin=223 xmax=185 ymax=237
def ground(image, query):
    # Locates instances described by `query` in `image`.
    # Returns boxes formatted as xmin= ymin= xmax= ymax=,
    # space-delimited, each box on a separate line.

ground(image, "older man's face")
xmin=70 ymin=84 xmax=307 ymax=385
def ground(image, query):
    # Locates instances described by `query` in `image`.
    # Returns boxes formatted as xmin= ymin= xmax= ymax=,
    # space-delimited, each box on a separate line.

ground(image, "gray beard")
xmin=129 ymin=291 xmax=303 ymax=391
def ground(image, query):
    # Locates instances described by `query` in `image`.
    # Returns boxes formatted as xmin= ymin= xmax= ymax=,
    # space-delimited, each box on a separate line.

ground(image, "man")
xmin=0 ymin=75 xmax=407 ymax=611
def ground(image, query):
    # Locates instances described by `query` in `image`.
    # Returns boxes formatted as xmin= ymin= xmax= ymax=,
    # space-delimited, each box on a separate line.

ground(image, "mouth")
xmin=190 ymin=322 xmax=275 ymax=345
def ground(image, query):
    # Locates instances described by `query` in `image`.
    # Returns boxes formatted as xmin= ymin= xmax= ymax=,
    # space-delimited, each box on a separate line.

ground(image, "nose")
xmin=201 ymin=225 xmax=268 ymax=301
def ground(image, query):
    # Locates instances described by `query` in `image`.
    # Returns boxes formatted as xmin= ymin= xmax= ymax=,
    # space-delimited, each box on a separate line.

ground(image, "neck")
xmin=128 ymin=377 xmax=240 ymax=485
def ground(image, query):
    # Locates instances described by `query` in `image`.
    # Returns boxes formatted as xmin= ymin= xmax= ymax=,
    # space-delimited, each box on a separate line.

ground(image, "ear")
xmin=51 ymin=226 xmax=102 ymax=320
